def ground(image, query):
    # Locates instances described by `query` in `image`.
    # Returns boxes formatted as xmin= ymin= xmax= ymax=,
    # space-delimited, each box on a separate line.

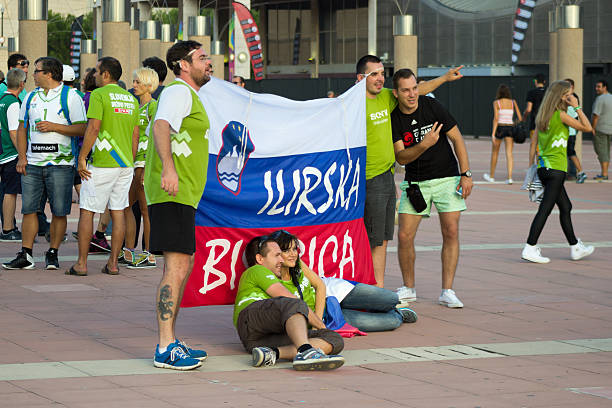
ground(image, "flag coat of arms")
xmin=181 ymin=78 xmax=375 ymax=307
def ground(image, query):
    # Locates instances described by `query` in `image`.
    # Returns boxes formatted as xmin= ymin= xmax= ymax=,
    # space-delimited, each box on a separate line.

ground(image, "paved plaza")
xmin=0 ymin=137 xmax=611 ymax=407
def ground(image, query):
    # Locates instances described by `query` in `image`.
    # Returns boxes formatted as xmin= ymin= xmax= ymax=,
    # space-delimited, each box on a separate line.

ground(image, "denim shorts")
xmin=21 ymin=164 xmax=74 ymax=216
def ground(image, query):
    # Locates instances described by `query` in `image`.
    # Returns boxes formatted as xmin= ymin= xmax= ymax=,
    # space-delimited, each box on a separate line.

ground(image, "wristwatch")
xmin=460 ymin=170 xmax=472 ymax=177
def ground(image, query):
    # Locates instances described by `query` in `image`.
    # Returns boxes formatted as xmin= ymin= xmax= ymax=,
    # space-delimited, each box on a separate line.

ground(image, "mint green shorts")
xmin=399 ymin=176 xmax=466 ymax=217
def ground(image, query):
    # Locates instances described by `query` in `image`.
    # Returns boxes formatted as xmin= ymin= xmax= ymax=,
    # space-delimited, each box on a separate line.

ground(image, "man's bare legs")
xmin=73 ymin=209 xmax=95 ymax=274
xmin=439 ymin=211 xmax=460 ymax=289
xmin=49 ymin=215 xmax=67 ymax=249
xmin=2 ymin=193 xmax=17 ymax=231
xmin=157 ymin=251 xmax=193 ymax=349
xmin=107 ymin=209 xmax=125 ymax=272
xmin=277 ymin=314 xmax=333 ymax=359
xmin=397 ymin=214 xmax=423 ymax=288
xmin=371 ymin=242 xmax=388 ymax=288
xmin=21 ymin=213 xmax=39 ymax=249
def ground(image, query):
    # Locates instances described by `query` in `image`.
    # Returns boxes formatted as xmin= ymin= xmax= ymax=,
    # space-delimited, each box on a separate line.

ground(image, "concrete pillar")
xmin=128 ymin=6 xmax=140 ymax=83
xmin=557 ymin=5 xmax=583 ymax=161
xmin=189 ymin=16 xmax=211 ymax=54
xmin=160 ymin=24 xmax=175 ymax=83
xmin=368 ymin=0 xmax=377 ymax=56
xmin=93 ymin=0 xmax=103 ymax=57
xmin=0 ymin=47 xmax=8 ymax=68
xmin=210 ymin=40 xmax=224 ymax=80
xmin=102 ymin=0 xmax=130 ymax=83
xmin=19 ymin=0 xmax=47 ymax=91
xmin=140 ymin=20 xmax=161 ymax=60
xmin=80 ymin=39 xmax=97 ymax=79
xmin=179 ymin=0 xmax=198 ymax=40
xmin=310 ymin=0 xmax=319 ymax=78
xmin=548 ymin=9 xmax=558 ymax=83
xmin=393 ymin=15 xmax=417 ymax=72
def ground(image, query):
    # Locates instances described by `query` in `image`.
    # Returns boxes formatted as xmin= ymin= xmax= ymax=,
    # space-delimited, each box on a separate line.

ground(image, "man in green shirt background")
xmin=355 ymin=54 xmax=463 ymax=295
xmin=70 ymin=57 xmax=139 ymax=276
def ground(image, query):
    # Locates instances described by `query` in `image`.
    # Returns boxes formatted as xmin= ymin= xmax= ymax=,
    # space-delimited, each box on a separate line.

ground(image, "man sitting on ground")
xmin=233 ymin=235 xmax=345 ymax=371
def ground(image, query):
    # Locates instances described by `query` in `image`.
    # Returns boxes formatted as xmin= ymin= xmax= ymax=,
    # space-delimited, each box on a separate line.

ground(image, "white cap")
xmin=63 ymin=65 xmax=76 ymax=82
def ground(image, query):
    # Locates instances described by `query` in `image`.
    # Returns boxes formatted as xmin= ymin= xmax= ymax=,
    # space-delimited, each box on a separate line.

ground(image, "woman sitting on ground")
xmin=270 ymin=230 xmax=417 ymax=332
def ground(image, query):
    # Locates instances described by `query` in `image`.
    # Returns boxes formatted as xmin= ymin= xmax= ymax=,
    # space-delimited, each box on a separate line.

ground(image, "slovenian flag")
xmin=180 ymin=78 xmax=374 ymax=307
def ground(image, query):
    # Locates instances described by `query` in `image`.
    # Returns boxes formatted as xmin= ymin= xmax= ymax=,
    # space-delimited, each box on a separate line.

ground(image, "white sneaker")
xmin=521 ymin=244 xmax=550 ymax=264
xmin=439 ymin=289 xmax=463 ymax=308
xmin=483 ymin=173 xmax=495 ymax=182
xmin=570 ymin=239 xmax=594 ymax=261
xmin=506 ymin=178 xmax=513 ymax=185
xmin=396 ymin=286 xmax=416 ymax=303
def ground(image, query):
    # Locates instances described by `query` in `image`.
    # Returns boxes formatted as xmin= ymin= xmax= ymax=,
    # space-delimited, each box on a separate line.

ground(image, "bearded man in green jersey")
xmin=145 ymin=41 xmax=212 ymax=371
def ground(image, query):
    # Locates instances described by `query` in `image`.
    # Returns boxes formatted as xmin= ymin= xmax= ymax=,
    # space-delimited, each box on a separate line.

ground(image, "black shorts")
xmin=236 ymin=297 xmax=344 ymax=355
xmin=495 ymin=125 xmax=513 ymax=139
xmin=364 ymin=168 xmax=396 ymax=248
xmin=148 ymin=202 xmax=196 ymax=255
xmin=73 ymin=170 xmax=81 ymax=186
xmin=567 ymin=135 xmax=576 ymax=157
xmin=0 ymin=158 xmax=21 ymax=194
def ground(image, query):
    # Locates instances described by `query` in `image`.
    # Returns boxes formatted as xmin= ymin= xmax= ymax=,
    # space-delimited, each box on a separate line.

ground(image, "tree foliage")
xmin=47 ymin=10 xmax=93 ymax=65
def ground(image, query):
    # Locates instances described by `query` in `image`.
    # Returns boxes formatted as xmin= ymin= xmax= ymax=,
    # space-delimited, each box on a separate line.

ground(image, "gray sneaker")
xmin=0 ymin=228 xmax=22 ymax=242
xmin=252 ymin=346 xmax=277 ymax=367
xmin=292 ymin=348 xmax=344 ymax=371
xmin=397 ymin=307 xmax=418 ymax=323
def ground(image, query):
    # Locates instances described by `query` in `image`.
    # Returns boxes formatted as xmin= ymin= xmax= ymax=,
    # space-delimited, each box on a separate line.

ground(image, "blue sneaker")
xmin=177 ymin=339 xmax=208 ymax=361
xmin=154 ymin=343 xmax=202 ymax=370
xmin=292 ymin=347 xmax=344 ymax=371
xmin=397 ymin=307 xmax=418 ymax=323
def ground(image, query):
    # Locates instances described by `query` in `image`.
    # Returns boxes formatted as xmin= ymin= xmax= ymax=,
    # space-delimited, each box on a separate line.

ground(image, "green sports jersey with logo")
xmin=233 ymin=265 xmax=280 ymax=326
xmin=366 ymin=88 xmax=398 ymax=179
xmin=135 ymin=99 xmax=157 ymax=163
xmin=538 ymin=110 xmax=569 ymax=172
xmin=0 ymin=93 xmax=20 ymax=163
xmin=144 ymin=81 xmax=210 ymax=208
xmin=280 ymin=269 xmax=316 ymax=311
xmin=87 ymin=83 xmax=139 ymax=168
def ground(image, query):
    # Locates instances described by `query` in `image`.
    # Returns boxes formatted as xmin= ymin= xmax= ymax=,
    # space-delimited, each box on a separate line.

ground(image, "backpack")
xmin=23 ymin=85 xmax=79 ymax=160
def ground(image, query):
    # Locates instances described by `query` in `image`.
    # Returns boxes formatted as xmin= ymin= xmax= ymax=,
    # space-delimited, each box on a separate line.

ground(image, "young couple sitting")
xmin=233 ymin=230 xmax=417 ymax=371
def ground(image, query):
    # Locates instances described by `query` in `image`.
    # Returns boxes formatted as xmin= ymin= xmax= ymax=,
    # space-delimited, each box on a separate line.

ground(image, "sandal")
xmin=102 ymin=264 xmax=119 ymax=275
xmin=65 ymin=266 xmax=87 ymax=276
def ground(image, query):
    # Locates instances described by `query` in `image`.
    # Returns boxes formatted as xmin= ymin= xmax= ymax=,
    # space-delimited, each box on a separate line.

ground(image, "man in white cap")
xmin=63 ymin=65 xmax=84 ymax=98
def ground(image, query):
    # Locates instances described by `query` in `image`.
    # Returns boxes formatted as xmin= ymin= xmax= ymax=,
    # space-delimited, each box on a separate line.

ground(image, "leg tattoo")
xmin=158 ymin=284 xmax=174 ymax=321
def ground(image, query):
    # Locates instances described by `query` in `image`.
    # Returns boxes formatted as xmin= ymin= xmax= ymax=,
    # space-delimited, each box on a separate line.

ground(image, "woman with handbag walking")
xmin=484 ymin=84 xmax=522 ymax=184
xmin=522 ymin=80 xmax=595 ymax=264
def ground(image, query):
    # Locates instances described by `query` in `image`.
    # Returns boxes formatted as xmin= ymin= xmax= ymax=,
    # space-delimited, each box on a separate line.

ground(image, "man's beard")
xmin=192 ymin=71 xmax=210 ymax=87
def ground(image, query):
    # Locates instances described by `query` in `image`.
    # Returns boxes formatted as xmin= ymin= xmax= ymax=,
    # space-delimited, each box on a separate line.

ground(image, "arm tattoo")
xmin=158 ymin=284 xmax=174 ymax=321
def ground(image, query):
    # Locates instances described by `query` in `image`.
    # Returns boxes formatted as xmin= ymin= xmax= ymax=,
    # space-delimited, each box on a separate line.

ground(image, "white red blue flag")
xmin=180 ymin=78 xmax=375 ymax=307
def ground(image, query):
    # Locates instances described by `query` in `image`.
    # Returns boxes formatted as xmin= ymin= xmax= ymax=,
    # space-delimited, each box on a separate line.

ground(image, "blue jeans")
xmin=340 ymin=283 xmax=403 ymax=332
xmin=21 ymin=165 xmax=73 ymax=216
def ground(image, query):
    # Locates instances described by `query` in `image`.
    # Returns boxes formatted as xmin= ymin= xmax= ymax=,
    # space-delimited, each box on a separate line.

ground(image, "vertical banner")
xmin=180 ymin=78 xmax=375 ymax=307
xmin=231 ymin=1 xmax=264 ymax=80
xmin=228 ymin=12 xmax=235 ymax=79
xmin=511 ymin=0 xmax=538 ymax=73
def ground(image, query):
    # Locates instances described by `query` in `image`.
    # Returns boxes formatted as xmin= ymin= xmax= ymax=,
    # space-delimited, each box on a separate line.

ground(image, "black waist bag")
xmin=406 ymin=182 xmax=427 ymax=213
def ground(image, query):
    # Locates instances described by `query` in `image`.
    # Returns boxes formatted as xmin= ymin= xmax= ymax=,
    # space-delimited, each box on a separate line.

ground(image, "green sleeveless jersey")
xmin=537 ymin=110 xmax=569 ymax=172
xmin=135 ymin=99 xmax=157 ymax=164
xmin=0 ymin=93 xmax=20 ymax=163
xmin=144 ymin=81 xmax=210 ymax=208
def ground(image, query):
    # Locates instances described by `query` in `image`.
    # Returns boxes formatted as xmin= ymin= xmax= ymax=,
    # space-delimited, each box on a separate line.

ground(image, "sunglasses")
xmin=17 ymin=60 xmax=29 ymax=67
xmin=232 ymin=81 xmax=241 ymax=85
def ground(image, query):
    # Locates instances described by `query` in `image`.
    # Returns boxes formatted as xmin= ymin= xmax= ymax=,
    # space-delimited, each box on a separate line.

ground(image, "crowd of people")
xmin=0 ymin=44 xmax=602 ymax=372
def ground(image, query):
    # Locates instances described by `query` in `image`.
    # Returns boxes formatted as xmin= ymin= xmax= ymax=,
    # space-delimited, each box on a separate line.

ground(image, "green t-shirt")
xmin=135 ymin=99 xmax=158 ymax=163
xmin=233 ymin=265 xmax=280 ymax=326
xmin=0 ymin=83 xmax=26 ymax=101
xmin=538 ymin=110 xmax=569 ymax=172
xmin=0 ymin=93 xmax=20 ymax=163
xmin=366 ymin=88 xmax=398 ymax=180
xmin=144 ymin=81 xmax=210 ymax=208
xmin=87 ymin=83 xmax=139 ymax=168
xmin=280 ymin=270 xmax=316 ymax=311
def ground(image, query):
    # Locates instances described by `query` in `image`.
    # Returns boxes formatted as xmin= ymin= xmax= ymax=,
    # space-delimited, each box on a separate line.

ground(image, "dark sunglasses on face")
xmin=17 ymin=60 xmax=29 ymax=67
